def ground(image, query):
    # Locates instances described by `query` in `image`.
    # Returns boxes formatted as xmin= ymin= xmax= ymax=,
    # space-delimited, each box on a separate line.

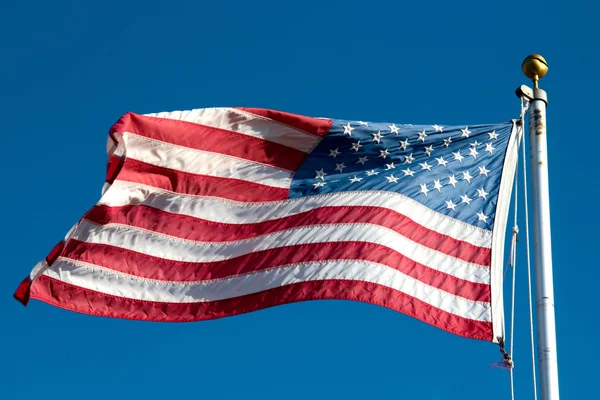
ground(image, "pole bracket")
xmin=516 ymin=85 xmax=548 ymax=106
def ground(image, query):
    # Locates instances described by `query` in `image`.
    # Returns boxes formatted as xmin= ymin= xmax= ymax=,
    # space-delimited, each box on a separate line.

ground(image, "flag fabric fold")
xmin=15 ymin=107 xmax=519 ymax=343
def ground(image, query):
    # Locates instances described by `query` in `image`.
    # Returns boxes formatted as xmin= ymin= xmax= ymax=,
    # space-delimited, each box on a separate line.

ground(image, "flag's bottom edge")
xmin=28 ymin=275 xmax=493 ymax=342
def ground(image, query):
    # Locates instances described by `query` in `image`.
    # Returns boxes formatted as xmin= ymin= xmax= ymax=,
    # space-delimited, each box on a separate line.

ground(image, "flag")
xmin=14 ymin=107 xmax=519 ymax=342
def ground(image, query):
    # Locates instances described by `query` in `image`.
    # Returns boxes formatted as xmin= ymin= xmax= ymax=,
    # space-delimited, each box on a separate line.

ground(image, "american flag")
xmin=14 ymin=107 xmax=518 ymax=342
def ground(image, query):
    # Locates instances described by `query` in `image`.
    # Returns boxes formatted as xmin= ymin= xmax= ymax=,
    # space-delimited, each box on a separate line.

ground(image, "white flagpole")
xmin=521 ymin=54 xmax=560 ymax=400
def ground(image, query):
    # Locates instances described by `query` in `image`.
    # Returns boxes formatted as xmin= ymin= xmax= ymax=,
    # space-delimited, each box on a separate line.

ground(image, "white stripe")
xmin=144 ymin=107 xmax=321 ymax=153
xmin=107 ymin=132 xmax=124 ymax=158
xmin=72 ymin=219 xmax=489 ymax=283
xmin=100 ymin=181 xmax=492 ymax=248
xmin=123 ymin=133 xmax=293 ymax=189
xmin=44 ymin=258 xmax=491 ymax=322
xmin=30 ymin=260 xmax=49 ymax=281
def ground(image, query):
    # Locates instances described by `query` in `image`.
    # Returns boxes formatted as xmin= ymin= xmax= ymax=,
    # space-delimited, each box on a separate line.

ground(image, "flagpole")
xmin=521 ymin=54 xmax=560 ymax=400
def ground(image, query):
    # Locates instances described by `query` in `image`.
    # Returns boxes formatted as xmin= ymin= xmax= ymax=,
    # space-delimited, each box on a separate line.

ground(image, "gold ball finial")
xmin=522 ymin=54 xmax=548 ymax=88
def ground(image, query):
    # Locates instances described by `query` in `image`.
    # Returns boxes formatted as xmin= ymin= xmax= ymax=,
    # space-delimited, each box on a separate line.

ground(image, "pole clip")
xmin=497 ymin=337 xmax=515 ymax=369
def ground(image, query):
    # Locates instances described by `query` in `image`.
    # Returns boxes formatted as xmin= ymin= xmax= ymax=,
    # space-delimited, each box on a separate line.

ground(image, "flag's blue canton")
xmin=289 ymin=119 xmax=514 ymax=229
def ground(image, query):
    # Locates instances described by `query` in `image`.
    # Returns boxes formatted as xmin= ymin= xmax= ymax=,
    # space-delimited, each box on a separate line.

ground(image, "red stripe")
xmin=110 ymin=112 xmax=307 ymax=171
xmin=106 ymin=155 xmax=123 ymax=183
xmin=30 ymin=275 xmax=492 ymax=341
xmin=13 ymin=277 xmax=32 ymax=306
xmin=236 ymin=107 xmax=332 ymax=137
xmin=115 ymin=159 xmax=289 ymax=202
xmin=46 ymin=240 xmax=65 ymax=265
xmin=61 ymin=240 xmax=490 ymax=302
xmin=85 ymin=204 xmax=490 ymax=266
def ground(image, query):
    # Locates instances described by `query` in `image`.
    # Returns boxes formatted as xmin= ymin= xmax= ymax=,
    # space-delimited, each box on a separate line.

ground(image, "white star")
xmin=485 ymin=143 xmax=495 ymax=154
xmin=433 ymin=179 xmax=443 ymax=192
xmin=350 ymin=141 xmax=362 ymax=152
xmin=461 ymin=127 xmax=471 ymax=138
xmin=403 ymin=168 xmax=415 ymax=177
xmin=478 ymin=165 xmax=490 ymax=176
xmin=420 ymin=183 xmax=430 ymax=197
xmin=424 ymin=145 xmax=434 ymax=157
xmin=349 ymin=176 xmax=363 ymax=183
xmin=417 ymin=130 xmax=428 ymax=142
xmin=313 ymin=181 xmax=326 ymax=188
xmin=420 ymin=161 xmax=432 ymax=171
xmin=445 ymin=200 xmax=457 ymax=211
xmin=477 ymin=187 xmax=489 ymax=200
xmin=488 ymin=130 xmax=499 ymax=140
xmin=357 ymin=156 xmax=368 ymax=165
xmin=357 ymin=121 xmax=369 ymax=127
xmin=453 ymin=151 xmax=464 ymax=163
xmin=460 ymin=194 xmax=472 ymax=205
xmin=379 ymin=148 xmax=390 ymax=159
xmin=399 ymin=138 xmax=410 ymax=150
xmin=386 ymin=174 xmax=399 ymax=184
xmin=448 ymin=175 xmax=458 ymax=187
xmin=462 ymin=171 xmax=473 ymax=183
xmin=476 ymin=211 xmax=489 ymax=223
xmin=385 ymin=162 xmax=396 ymax=170
xmin=342 ymin=123 xmax=355 ymax=136
xmin=315 ymin=168 xmax=327 ymax=180
xmin=436 ymin=157 xmax=448 ymax=167
xmin=470 ymin=140 xmax=480 ymax=147
xmin=389 ymin=124 xmax=400 ymax=134
xmin=469 ymin=147 xmax=479 ymax=159
xmin=443 ymin=137 xmax=452 ymax=148
xmin=329 ymin=148 xmax=341 ymax=158
xmin=366 ymin=170 xmax=379 ymax=176
xmin=404 ymin=153 xmax=415 ymax=164
xmin=433 ymin=124 xmax=444 ymax=132
xmin=372 ymin=131 xmax=383 ymax=143
xmin=335 ymin=163 xmax=346 ymax=173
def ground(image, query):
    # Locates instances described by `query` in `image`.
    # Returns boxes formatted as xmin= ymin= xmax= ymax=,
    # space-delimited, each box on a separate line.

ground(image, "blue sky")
xmin=1 ymin=1 xmax=595 ymax=399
